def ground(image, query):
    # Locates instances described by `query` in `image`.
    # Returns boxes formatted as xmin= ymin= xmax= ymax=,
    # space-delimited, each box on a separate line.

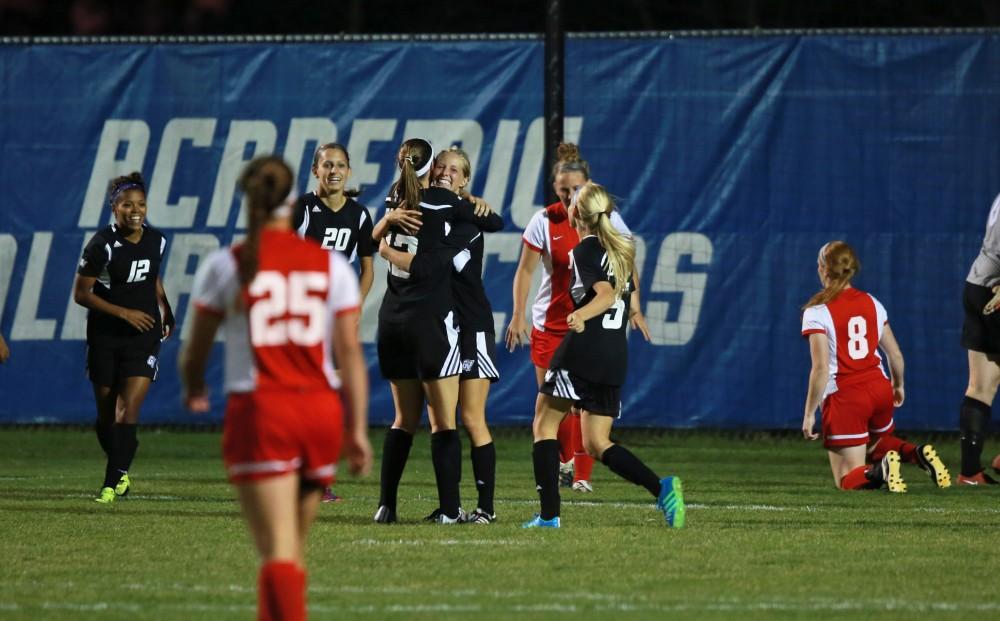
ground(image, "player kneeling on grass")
xmin=524 ymin=182 xmax=685 ymax=529
xmin=801 ymin=241 xmax=951 ymax=492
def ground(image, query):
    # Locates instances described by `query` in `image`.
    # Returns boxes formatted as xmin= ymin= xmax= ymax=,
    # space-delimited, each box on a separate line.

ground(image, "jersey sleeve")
xmin=77 ymin=232 xmax=110 ymax=277
xmin=609 ymin=211 xmax=632 ymax=239
xmin=573 ymin=242 xmax=610 ymax=294
xmin=328 ymin=252 xmax=361 ymax=316
xmin=801 ymin=306 xmax=827 ymax=337
xmin=521 ymin=210 xmax=547 ymax=253
xmin=191 ymin=249 xmax=238 ymax=316
xmin=452 ymin=198 xmax=504 ymax=232
xmin=356 ymin=206 xmax=375 ymax=258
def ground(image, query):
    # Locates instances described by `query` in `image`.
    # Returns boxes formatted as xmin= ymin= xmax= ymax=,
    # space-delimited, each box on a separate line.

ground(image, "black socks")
xmin=378 ymin=428 xmax=413 ymax=511
xmin=430 ymin=430 xmax=462 ymax=519
xmin=601 ymin=444 xmax=661 ymax=497
xmin=532 ymin=439 xmax=561 ymax=520
xmin=95 ymin=418 xmax=113 ymax=458
xmin=470 ymin=442 xmax=496 ymax=514
xmin=103 ymin=423 xmax=138 ymax=488
xmin=960 ymin=396 xmax=992 ymax=476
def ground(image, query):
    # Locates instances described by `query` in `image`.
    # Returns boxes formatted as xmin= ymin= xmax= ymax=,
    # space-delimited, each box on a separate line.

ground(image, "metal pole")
xmin=544 ymin=0 xmax=564 ymax=206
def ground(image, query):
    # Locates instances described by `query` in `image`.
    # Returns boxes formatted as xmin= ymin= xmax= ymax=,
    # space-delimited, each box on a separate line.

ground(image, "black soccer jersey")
xmin=292 ymin=193 xmax=374 ymax=263
xmin=410 ymin=221 xmax=494 ymax=333
xmin=78 ymin=224 xmax=166 ymax=346
xmin=378 ymin=186 xmax=502 ymax=322
xmin=549 ymin=235 xmax=634 ymax=386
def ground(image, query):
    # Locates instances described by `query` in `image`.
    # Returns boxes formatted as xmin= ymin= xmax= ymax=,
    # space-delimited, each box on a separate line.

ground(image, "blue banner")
xmin=1 ymin=34 xmax=998 ymax=428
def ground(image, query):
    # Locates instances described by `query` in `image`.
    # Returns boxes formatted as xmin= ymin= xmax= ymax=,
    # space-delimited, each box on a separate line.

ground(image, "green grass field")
xmin=1 ymin=428 xmax=999 ymax=621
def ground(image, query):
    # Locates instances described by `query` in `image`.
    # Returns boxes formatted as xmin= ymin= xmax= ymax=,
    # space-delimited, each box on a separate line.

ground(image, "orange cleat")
xmin=956 ymin=471 xmax=1000 ymax=486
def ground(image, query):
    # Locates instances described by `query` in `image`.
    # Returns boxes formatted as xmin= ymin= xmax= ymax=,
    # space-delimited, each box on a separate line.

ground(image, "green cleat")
xmin=114 ymin=473 xmax=131 ymax=497
xmin=657 ymin=476 xmax=686 ymax=528
xmin=94 ymin=487 xmax=116 ymax=504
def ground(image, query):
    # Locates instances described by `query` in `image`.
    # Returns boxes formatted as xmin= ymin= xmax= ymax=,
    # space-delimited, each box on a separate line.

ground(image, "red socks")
xmin=839 ymin=465 xmax=871 ymax=490
xmin=557 ymin=413 xmax=596 ymax=482
xmin=571 ymin=416 xmax=595 ymax=482
xmin=870 ymin=434 xmax=918 ymax=463
xmin=258 ymin=560 xmax=306 ymax=621
xmin=557 ymin=414 xmax=575 ymax=463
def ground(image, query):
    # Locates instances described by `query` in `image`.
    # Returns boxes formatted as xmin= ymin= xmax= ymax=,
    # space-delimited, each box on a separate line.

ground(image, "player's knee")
xmin=585 ymin=437 xmax=611 ymax=458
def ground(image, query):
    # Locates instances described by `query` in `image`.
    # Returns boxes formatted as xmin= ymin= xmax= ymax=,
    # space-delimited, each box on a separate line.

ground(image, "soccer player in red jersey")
xmin=801 ymin=241 xmax=950 ymax=492
xmin=507 ymin=144 xmax=648 ymax=493
xmin=181 ymin=156 xmax=371 ymax=621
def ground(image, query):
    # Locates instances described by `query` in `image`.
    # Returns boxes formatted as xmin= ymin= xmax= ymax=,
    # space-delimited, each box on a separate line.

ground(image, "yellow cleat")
xmin=94 ymin=487 xmax=116 ymax=504
xmin=114 ymin=473 xmax=131 ymax=497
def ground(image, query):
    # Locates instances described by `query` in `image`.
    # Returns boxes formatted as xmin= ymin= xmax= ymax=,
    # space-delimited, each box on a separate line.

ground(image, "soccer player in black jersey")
xmin=292 ymin=143 xmax=375 ymax=303
xmin=292 ymin=142 xmax=375 ymax=503
xmin=523 ymin=182 xmax=685 ymax=529
xmin=381 ymin=147 xmax=501 ymax=524
xmin=73 ymin=172 xmax=174 ymax=504
xmin=371 ymin=138 xmax=502 ymax=524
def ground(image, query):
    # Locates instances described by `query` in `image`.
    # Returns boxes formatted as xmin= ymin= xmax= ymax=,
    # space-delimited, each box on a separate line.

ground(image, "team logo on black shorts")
xmin=462 ymin=359 xmax=475 ymax=373
xmin=147 ymin=356 xmax=157 ymax=368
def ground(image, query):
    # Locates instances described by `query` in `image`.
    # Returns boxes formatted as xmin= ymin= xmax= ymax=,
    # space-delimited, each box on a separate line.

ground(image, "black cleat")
xmin=373 ymin=505 xmax=398 ymax=523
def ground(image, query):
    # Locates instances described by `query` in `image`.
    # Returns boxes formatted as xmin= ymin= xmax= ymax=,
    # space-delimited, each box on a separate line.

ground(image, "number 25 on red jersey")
xmin=248 ymin=271 xmax=328 ymax=347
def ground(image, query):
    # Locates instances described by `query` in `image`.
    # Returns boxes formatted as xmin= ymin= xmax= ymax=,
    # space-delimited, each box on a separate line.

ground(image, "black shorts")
xmin=459 ymin=330 xmax=500 ymax=383
xmin=86 ymin=340 xmax=160 ymax=386
xmin=539 ymin=368 xmax=621 ymax=417
xmin=378 ymin=311 xmax=461 ymax=380
xmin=961 ymin=281 xmax=1000 ymax=354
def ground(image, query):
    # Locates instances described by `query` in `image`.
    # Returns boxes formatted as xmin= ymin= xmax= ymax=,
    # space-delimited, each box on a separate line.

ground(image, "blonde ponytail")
xmin=574 ymin=183 xmax=634 ymax=299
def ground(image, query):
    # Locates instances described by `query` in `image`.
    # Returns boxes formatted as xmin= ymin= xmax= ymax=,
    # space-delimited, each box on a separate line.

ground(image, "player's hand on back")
xmin=567 ymin=312 xmax=585 ymax=333
xmin=386 ymin=208 xmax=422 ymax=235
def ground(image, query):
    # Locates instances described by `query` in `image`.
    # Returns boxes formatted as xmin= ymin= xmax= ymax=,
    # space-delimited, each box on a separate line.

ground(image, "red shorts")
xmin=821 ymin=375 xmax=895 ymax=449
xmin=222 ymin=390 xmax=344 ymax=486
xmin=530 ymin=327 xmax=566 ymax=369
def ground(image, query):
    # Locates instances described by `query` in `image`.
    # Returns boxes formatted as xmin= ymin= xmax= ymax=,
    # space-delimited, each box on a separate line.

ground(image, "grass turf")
xmin=1 ymin=428 xmax=998 ymax=620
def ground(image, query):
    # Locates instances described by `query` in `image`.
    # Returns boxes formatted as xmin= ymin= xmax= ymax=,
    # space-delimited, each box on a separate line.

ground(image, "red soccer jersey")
xmin=191 ymin=229 xmax=360 ymax=394
xmin=801 ymin=287 xmax=889 ymax=395
xmin=522 ymin=202 xmax=632 ymax=334
xmin=245 ymin=229 xmax=359 ymax=391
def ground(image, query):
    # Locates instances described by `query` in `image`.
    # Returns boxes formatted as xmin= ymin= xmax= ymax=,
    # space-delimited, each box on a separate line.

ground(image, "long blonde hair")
xmin=802 ymin=240 xmax=860 ymax=309
xmin=572 ymin=183 xmax=634 ymax=299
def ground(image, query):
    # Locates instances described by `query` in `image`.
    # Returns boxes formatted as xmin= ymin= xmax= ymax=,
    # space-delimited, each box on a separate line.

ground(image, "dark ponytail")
xmin=388 ymin=138 xmax=433 ymax=210
xmin=237 ymin=156 xmax=293 ymax=286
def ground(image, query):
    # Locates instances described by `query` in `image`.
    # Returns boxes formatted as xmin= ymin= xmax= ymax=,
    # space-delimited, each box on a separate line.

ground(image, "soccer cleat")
xmin=559 ymin=460 xmax=574 ymax=488
xmin=571 ymin=480 xmax=593 ymax=493
xmin=874 ymin=450 xmax=907 ymax=493
xmin=94 ymin=487 xmax=116 ymax=504
xmin=114 ymin=473 xmax=131 ymax=497
xmin=321 ymin=487 xmax=341 ymax=503
xmin=957 ymin=471 xmax=1000 ymax=486
xmin=373 ymin=505 xmax=397 ymax=524
xmin=433 ymin=509 xmax=465 ymax=525
xmin=657 ymin=476 xmax=686 ymax=528
xmin=461 ymin=508 xmax=496 ymax=524
xmin=915 ymin=445 xmax=951 ymax=488
xmin=522 ymin=513 xmax=560 ymax=529
xmin=424 ymin=508 xmax=442 ymax=522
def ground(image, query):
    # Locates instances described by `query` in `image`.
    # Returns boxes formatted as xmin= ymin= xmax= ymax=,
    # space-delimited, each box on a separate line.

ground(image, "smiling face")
xmin=431 ymin=151 xmax=470 ymax=195
xmin=312 ymin=147 xmax=351 ymax=196
xmin=113 ymin=189 xmax=147 ymax=234
xmin=553 ymin=170 xmax=587 ymax=208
